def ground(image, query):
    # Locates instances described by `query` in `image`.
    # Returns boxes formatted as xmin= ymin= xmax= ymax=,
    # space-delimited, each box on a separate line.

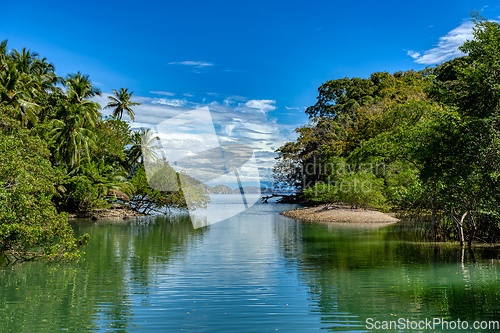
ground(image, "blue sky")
xmin=1 ymin=0 xmax=498 ymax=186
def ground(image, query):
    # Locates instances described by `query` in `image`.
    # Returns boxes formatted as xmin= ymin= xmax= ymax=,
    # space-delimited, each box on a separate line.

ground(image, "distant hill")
xmin=204 ymin=184 xmax=235 ymax=194
xmin=153 ymin=169 xmax=272 ymax=194
xmin=202 ymin=184 xmax=273 ymax=194
xmin=237 ymin=186 xmax=272 ymax=194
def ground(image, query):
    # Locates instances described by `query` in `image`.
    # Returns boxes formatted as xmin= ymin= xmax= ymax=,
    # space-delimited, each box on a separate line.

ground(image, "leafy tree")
xmin=0 ymin=40 xmax=176 ymax=263
xmin=129 ymin=164 xmax=188 ymax=214
xmin=279 ymin=13 xmax=500 ymax=244
xmin=58 ymin=160 xmax=135 ymax=212
xmin=304 ymin=171 xmax=386 ymax=208
xmin=93 ymin=116 xmax=132 ymax=167
xmin=416 ymin=14 xmax=500 ymax=243
xmin=305 ymin=71 xmax=428 ymax=119
xmin=274 ymin=71 xmax=432 ymax=205
xmin=0 ymin=130 xmax=89 ymax=262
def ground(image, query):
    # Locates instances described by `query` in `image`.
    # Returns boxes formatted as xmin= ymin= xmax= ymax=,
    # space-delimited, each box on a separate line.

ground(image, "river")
xmin=0 ymin=195 xmax=499 ymax=332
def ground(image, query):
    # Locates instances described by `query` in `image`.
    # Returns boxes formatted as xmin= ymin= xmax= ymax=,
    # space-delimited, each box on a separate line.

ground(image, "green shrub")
xmin=304 ymin=172 xmax=386 ymax=208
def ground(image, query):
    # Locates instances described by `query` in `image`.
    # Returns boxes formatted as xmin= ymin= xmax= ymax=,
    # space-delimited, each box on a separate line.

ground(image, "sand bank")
xmin=281 ymin=204 xmax=398 ymax=227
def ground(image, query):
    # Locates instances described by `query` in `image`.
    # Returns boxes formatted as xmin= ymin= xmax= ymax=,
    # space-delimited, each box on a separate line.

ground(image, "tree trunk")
xmin=450 ymin=211 xmax=466 ymax=246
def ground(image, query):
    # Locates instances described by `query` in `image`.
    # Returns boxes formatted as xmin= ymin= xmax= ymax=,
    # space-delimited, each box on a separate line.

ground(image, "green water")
xmin=0 ymin=197 xmax=499 ymax=332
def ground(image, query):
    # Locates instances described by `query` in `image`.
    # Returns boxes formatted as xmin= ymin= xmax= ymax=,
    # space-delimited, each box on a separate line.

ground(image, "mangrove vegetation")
xmin=0 ymin=40 xmax=207 ymax=262
xmin=274 ymin=14 xmax=500 ymax=244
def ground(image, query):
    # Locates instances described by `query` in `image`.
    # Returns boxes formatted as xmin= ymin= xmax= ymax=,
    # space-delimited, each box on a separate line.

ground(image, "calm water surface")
xmin=1 ymin=195 xmax=499 ymax=332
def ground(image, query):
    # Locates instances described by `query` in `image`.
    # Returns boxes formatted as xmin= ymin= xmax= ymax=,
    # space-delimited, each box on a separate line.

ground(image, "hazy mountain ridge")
xmin=202 ymin=184 xmax=272 ymax=194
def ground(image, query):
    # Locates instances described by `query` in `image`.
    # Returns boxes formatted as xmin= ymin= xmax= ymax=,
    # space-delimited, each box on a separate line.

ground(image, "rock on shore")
xmin=281 ymin=204 xmax=398 ymax=226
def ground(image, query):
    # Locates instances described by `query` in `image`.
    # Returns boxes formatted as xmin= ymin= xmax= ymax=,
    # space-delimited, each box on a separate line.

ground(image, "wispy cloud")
xmin=151 ymin=98 xmax=188 ymax=107
xmin=169 ymin=61 xmax=214 ymax=67
xmin=221 ymin=95 xmax=248 ymax=107
xmin=408 ymin=21 xmax=474 ymax=65
xmin=150 ymin=91 xmax=175 ymax=96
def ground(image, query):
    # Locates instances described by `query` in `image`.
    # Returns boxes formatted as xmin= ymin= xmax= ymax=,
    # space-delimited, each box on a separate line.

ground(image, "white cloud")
xmin=183 ymin=93 xmax=194 ymax=97
xmin=93 ymin=92 xmax=296 ymax=184
xmin=408 ymin=21 xmax=474 ymax=65
xmin=150 ymin=91 xmax=175 ymax=96
xmin=168 ymin=61 xmax=214 ymax=67
xmin=152 ymin=98 xmax=188 ymax=107
xmin=244 ymin=99 xmax=276 ymax=114
xmin=285 ymin=106 xmax=299 ymax=110
xmin=407 ymin=50 xmax=421 ymax=59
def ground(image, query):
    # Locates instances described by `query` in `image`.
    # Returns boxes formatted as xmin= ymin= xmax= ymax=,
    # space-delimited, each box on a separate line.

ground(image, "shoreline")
xmin=280 ymin=204 xmax=399 ymax=227
xmin=68 ymin=204 xmax=146 ymax=220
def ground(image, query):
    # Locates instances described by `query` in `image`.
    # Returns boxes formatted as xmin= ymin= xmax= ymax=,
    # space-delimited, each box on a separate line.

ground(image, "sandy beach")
xmin=281 ymin=204 xmax=399 ymax=227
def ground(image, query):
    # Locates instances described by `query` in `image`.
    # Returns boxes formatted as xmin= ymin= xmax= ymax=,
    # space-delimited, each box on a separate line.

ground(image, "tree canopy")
xmin=0 ymin=40 xmax=209 ymax=263
xmin=275 ymin=14 xmax=500 ymax=244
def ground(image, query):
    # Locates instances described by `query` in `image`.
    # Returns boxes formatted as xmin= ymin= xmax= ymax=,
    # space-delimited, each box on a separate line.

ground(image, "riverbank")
xmin=281 ymin=204 xmax=399 ymax=226
xmin=68 ymin=204 xmax=145 ymax=220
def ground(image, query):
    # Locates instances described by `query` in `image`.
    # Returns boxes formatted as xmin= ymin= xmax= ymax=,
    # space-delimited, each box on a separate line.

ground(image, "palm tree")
xmin=125 ymin=128 xmax=159 ymax=172
xmin=31 ymin=57 xmax=62 ymax=95
xmin=0 ymin=57 xmax=40 ymax=126
xmin=0 ymin=42 xmax=62 ymax=127
xmin=8 ymin=48 xmax=39 ymax=74
xmin=49 ymin=73 xmax=102 ymax=169
xmin=65 ymin=72 xmax=101 ymax=103
xmin=81 ymin=160 xmax=134 ymax=199
xmin=63 ymin=72 xmax=102 ymax=127
xmin=0 ymin=40 xmax=8 ymax=60
xmin=105 ymin=88 xmax=140 ymax=121
xmin=50 ymin=104 xmax=96 ymax=168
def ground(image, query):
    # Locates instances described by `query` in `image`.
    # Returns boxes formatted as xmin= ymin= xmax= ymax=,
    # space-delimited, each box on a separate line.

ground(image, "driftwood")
xmin=261 ymin=194 xmax=296 ymax=203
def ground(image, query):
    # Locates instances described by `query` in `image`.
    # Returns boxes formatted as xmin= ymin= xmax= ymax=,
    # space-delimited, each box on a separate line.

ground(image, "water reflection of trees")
xmin=0 ymin=215 xmax=205 ymax=331
xmin=273 ymin=219 xmax=500 ymax=331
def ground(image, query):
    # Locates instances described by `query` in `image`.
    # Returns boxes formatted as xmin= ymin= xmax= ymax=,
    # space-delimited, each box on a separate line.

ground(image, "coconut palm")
xmin=125 ymin=128 xmax=160 ymax=172
xmin=0 ymin=40 xmax=8 ymax=60
xmin=64 ymin=72 xmax=102 ymax=127
xmin=0 ymin=58 xmax=40 ymax=126
xmin=31 ymin=57 xmax=62 ymax=95
xmin=80 ymin=160 xmax=135 ymax=199
xmin=0 ymin=42 xmax=63 ymax=127
xmin=8 ymin=48 xmax=39 ymax=74
xmin=105 ymin=88 xmax=140 ymax=121
xmin=50 ymin=104 xmax=96 ymax=168
xmin=65 ymin=72 xmax=101 ymax=103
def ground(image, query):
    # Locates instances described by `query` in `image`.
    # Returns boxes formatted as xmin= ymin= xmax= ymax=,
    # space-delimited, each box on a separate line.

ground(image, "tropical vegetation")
xmin=0 ymin=40 xmax=208 ymax=262
xmin=274 ymin=13 xmax=500 ymax=244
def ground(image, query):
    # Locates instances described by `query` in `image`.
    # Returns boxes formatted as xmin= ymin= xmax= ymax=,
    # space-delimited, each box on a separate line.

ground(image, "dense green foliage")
xmin=275 ymin=14 xmax=500 ymax=244
xmin=0 ymin=131 xmax=89 ymax=261
xmin=0 ymin=40 xmax=208 ymax=262
xmin=130 ymin=164 xmax=189 ymax=214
